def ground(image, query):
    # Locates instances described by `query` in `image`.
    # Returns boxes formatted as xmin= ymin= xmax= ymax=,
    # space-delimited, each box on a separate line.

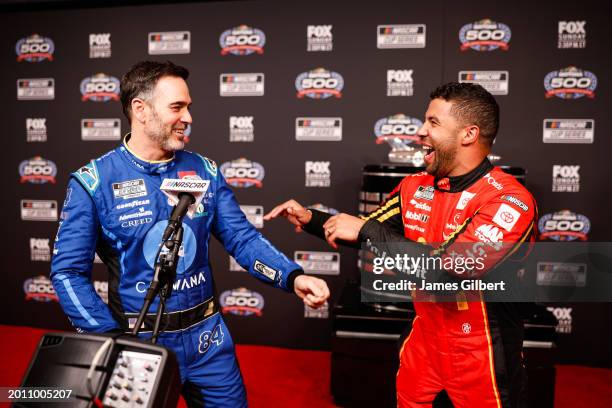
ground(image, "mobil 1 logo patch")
xmin=17 ymin=78 xmax=54 ymax=100
xmin=552 ymin=165 xmax=580 ymax=193
xmin=240 ymin=205 xmax=264 ymax=228
xmin=113 ymin=179 xmax=147 ymax=199
xmin=26 ymin=118 xmax=47 ymax=142
xmin=459 ymin=71 xmax=508 ymax=95
xmin=148 ymin=31 xmax=190 ymax=54
xmin=220 ymin=73 xmax=264 ymax=96
xmin=229 ymin=116 xmax=254 ymax=142
xmin=81 ymin=119 xmax=121 ymax=141
xmin=377 ymin=24 xmax=426 ymax=48
xmin=307 ymin=25 xmax=333 ymax=51
xmin=295 ymin=251 xmax=340 ymax=275
xmin=543 ymin=119 xmax=594 ymax=144
xmin=305 ymin=161 xmax=331 ymax=187
xmin=296 ymin=117 xmax=342 ymax=141
xmin=387 ymin=69 xmax=414 ymax=96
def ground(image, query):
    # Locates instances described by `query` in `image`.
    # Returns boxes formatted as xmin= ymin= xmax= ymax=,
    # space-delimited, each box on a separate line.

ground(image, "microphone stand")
xmin=131 ymin=216 xmax=184 ymax=344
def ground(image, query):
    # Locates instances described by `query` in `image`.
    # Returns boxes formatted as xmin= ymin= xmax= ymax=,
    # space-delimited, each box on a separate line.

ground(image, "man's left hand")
xmin=293 ymin=275 xmax=330 ymax=308
xmin=322 ymin=213 xmax=365 ymax=249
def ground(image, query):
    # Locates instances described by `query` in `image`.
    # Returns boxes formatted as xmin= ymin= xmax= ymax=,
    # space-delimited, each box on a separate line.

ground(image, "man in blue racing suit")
xmin=50 ymin=61 xmax=330 ymax=407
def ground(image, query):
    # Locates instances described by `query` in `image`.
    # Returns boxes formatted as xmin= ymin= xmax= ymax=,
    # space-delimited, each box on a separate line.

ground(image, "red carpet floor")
xmin=1 ymin=325 xmax=610 ymax=407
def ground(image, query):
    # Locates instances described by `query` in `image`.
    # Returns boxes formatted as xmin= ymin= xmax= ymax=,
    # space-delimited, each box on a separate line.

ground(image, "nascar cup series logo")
xmin=21 ymin=200 xmax=58 ymax=221
xmin=296 ymin=68 xmax=344 ymax=99
xmin=80 ymin=73 xmax=120 ymax=102
xmin=220 ymin=287 xmax=264 ymax=316
xmin=23 ymin=275 xmax=58 ymax=302
xmin=538 ymin=210 xmax=590 ymax=241
xmin=459 ymin=19 xmax=511 ymax=51
xmin=542 ymin=119 xmax=594 ymax=144
xmin=19 ymin=156 xmax=57 ymax=184
xmin=81 ymin=119 xmax=121 ymax=141
xmin=148 ymin=31 xmax=190 ymax=55
xmin=220 ymin=25 xmax=265 ymax=55
xmin=16 ymin=34 xmax=54 ymax=62
xmin=17 ymin=78 xmax=55 ymax=100
xmin=374 ymin=114 xmax=423 ymax=144
xmin=220 ymin=158 xmax=265 ymax=188
xmin=544 ymin=66 xmax=597 ymax=99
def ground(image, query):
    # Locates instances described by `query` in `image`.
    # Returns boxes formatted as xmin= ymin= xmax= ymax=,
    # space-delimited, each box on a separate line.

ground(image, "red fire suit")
xmin=307 ymin=158 xmax=537 ymax=407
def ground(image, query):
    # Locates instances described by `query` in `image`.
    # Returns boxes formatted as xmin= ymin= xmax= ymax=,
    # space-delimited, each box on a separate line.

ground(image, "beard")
xmin=425 ymin=140 xmax=457 ymax=178
xmin=146 ymin=108 xmax=185 ymax=152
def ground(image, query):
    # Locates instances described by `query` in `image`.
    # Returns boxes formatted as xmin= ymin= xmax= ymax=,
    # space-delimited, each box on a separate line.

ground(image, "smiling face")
xmin=144 ymin=75 xmax=192 ymax=152
xmin=417 ymin=98 xmax=464 ymax=178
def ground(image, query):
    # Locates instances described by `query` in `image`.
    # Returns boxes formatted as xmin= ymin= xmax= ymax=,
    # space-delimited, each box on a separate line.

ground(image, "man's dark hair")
xmin=120 ymin=61 xmax=189 ymax=122
xmin=430 ymin=82 xmax=499 ymax=146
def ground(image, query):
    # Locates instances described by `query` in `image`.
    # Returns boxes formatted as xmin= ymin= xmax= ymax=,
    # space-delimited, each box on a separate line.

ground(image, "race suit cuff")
xmin=358 ymin=219 xmax=384 ymax=243
xmin=302 ymin=209 xmax=332 ymax=239
xmin=287 ymin=269 xmax=305 ymax=292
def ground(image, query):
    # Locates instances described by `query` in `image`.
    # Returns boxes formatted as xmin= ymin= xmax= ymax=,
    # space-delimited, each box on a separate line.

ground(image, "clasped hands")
xmin=263 ymin=199 xmax=365 ymax=249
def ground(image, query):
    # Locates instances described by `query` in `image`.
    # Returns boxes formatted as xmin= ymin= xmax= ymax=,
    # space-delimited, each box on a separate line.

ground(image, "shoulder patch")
xmin=500 ymin=194 xmax=529 ymax=212
xmin=73 ymin=160 xmax=100 ymax=195
xmin=198 ymin=154 xmax=218 ymax=178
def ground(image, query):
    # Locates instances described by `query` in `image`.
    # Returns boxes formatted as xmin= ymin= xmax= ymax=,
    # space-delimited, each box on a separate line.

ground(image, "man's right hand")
xmin=263 ymin=199 xmax=312 ymax=230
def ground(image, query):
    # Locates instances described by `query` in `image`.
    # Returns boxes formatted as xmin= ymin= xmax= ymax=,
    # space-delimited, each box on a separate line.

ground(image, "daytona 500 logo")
xmin=538 ymin=210 xmax=590 ymax=241
xmin=220 ymin=288 xmax=264 ymax=316
xmin=80 ymin=73 xmax=120 ymax=102
xmin=459 ymin=19 xmax=511 ymax=51
xmin=220 ymin=158 xmax=265 ymax=188
xmin=544 ymin=66 xmax=597 ymax=99
xmin=19 ymin=156 xmax=57 ymax=184
xmin=16 ymin=34 xmax=54 ymax=62
xmin=374 ymin=114 xmax=423 ymax=144
xmin=220 ymin=25 xmax=265 ymax=55
xmin=296 ymin=68 xmax=344 ymax=99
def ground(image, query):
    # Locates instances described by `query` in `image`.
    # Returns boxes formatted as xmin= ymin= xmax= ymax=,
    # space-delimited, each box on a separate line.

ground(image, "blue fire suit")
xmin=50 ymin=139 xmax=303 ymax=407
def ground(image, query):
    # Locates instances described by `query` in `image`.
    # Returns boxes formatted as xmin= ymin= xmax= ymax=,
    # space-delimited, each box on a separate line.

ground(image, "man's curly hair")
xmin=430 ymin=82 xmax=499 ymax=146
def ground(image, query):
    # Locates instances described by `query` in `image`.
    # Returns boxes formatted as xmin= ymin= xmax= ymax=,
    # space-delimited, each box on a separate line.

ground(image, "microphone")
xmin=162 ymin=193 xmax=195 ymax=241
xmin=160 ymin=178 xmax=211 ymax=241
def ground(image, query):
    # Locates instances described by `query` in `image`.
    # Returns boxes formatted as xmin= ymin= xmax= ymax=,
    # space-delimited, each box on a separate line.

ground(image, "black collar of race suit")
xmin=434 ymin=158 xmax=493 ymax=192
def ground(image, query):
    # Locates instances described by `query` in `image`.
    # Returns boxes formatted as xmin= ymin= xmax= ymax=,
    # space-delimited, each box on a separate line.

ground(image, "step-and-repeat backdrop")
xmin=2 ymin=0 xmax=610 ymax=366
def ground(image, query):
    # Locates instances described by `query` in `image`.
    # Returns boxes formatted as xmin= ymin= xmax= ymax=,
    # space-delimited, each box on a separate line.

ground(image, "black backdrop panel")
xmin=2 ymin=0 xmax=610 ymax=366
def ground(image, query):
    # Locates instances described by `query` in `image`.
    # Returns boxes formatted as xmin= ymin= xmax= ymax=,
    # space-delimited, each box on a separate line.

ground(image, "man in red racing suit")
xmin=265 ymin=82 xmax=537 ymax=407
